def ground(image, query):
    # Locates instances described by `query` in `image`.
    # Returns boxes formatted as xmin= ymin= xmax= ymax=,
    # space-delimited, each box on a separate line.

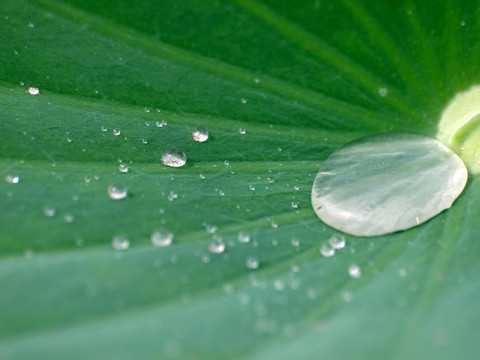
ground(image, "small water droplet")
xmin=237 ymin=231 xmax=251 ymax=243
xmin=162 ymin=149 xmax=186 ymax=168
xmin=293 ymin=186 xmax=299 ymax=191
xmin=271 ymin=221 xmax=278 ymax=229
xmin=238 ymin=128 xmax=246 ymax=135
xmin=348 ymin=264 xmax=361 ymax=278
xmin=219 ymin=190 xmax=225 ymax=196
xmin=101 ymin=125 xmax=107 ymax=132
xmin=28 ymin=22 xmax=34 ymax=28
xmin=254 ymin=78 xmax=260 ymax=83
xmin=291 ymin=238 xmax=300 ymax=247
xmin=320 ymin=243 xmax=335 ymax=257
xmin=205 ymin=224 xmax=218 ymax=234
xmin=249 ymin=184 xmax=255 ymax=191
xmin=28 ymin=87 xmax=39 ymax=95
xmin=63 ymin=214 xmax=74 ymax=223
xmin=5 ymin=175 xmax=20 ymax=184
xmin=113 ymin=128 xmax=121 ymax=136
xmin=378 ymin=87 xmax=388 ymax=97
xmin=329 ymin=234 xmax=346 ymax=249
xmin=141 ymin=138 xmax=148 ymax=145
xmin=66 ymin=137 xmax=72 ymax=143
xmin=291 ymin=202 xmax=298 ymax=209
xmin=119 ymin=163 xmax=129 ymax=173
xmin=224 ymin=160 xmax=230 ymax=166
xmin=144 ymin=107 xmax=150 ymax=113
xmin=108 ymin=184 xmax=127 ymax=200
xmin=246 ymin=256 xmax=259 ymax=269
xmin=460 ymin=20 xmax=466 ymax=26
xmin=192 ymin=127 xmax=209 ymax=142
xmin=167 ymin=191 xmax=178 ymax=201
xmin=43 ymin=205 xmax=56 ymax=217
xmin=156 ymin=120 xmax=167 ymax=127
xmin=151 ymin=229 xmax=173 ymax=247
xmin=274 ymin=280 xmax=285 ymax=291
xmin=208 ymin=238 xmax=225 ymax=254
xmin=112 ymin=235 xmax=129 ymax=250
xmin=267 ymin=177 xmax=275 ymax=183
xmin=398 ymin=268 xmax=407 ymax=277
xmin=199 ymin=174 xmax=206 ymax=179
xmin=241 ymin=98 xmax=247 ymax=104
xmin=20 ymin=81 xmax=24 ymax=86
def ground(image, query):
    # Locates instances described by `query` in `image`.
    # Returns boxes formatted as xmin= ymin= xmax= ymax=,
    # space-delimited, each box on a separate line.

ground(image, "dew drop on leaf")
xmin=329 ymin=234 xmax=346 ymax=249
xmin=27 ymin=87 xmax=39 ymax=95
xmin=151 ymin=229 xmax=173 ymax=247
xmin=208 ymin=237 xmax=225 ymax=254
xmin=311 ymin=133 xmax=468 ymax=237
xmin=119 ymin=163 xmax=129 ymax=173
xmin=43 ymin=205 xmax=56 ymax=217
xmin=5 ymin=174 xmax=20 ymax=184
xmin=112 ymin=235 xmax=129 ymax=250
xmin=108 ymin=184 xmax=127 ymax=200
xmin=237 ymin=231 xmax=250 ymax=243
xmin=162 ymin=149 xmax=186 ymax=168
xmin=192 ymin=127 xmax=209 ymax=142
xmin=348 ymin=264 xmax=361 ymax=279
xmin=320 ymin=242 xmax=335 ymax=257
xmin=112 ymin=128 xmax=121 ymax=136
xmin=246 ymin=256 xmax=259 ymax=270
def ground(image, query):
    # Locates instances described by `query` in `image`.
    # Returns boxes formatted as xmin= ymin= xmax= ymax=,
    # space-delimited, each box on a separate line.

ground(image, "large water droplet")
xmin=108 ymin=184 xmax=127 ymax=200
xmin=151 ymin=229 xmax=173 ymax=247
xmin=162 ymin=149 xmax=186 ymax=168
xmin=192 ymin=127 xmax=209 ymax=142
xmin=312 ymin=133 xmax=467 ymax=237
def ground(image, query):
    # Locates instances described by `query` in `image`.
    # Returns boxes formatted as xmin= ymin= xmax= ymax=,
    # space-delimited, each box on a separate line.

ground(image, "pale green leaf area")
xmin=1 ymin=0 xmax=480 ymax=359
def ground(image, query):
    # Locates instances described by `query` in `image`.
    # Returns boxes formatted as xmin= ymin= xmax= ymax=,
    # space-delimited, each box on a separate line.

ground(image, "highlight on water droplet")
xmin=192 ymin=127 xmax=209 ymax=142
xmin=208 ymin=237 xmax=225 ymax=254
xmin=108 ymin=184 xmax=127 ymax=200
xmin=246 ymin=256 xmax=259 ymax=270
xmin=311 ymin=133 xmax=468 ymax=237
xmin=348 ymin=264 xmax=361 ymax=279
xmin=112 ymin=235 xmax=130 ymax=250
xmin=151 ymin=229 xmax=173 ymax=247
xmin=238 ymin=128 xmax=246 ymax=135
xmin=329 ymin=234 xmax=346 ymax=249
xmin=113 ymin=128 xmax=121 ymax=136
xmin=162 ymin=149 xmax=186 ymax=168
xmin=28 ymin=87 xmax=39 ymax=95
xmin=5 ymin=175 xmax=20 ymax=184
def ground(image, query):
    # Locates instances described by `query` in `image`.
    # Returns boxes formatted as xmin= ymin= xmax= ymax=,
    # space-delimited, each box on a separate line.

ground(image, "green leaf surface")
xmin=1 ymin=0 xmax=479 ymax=359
